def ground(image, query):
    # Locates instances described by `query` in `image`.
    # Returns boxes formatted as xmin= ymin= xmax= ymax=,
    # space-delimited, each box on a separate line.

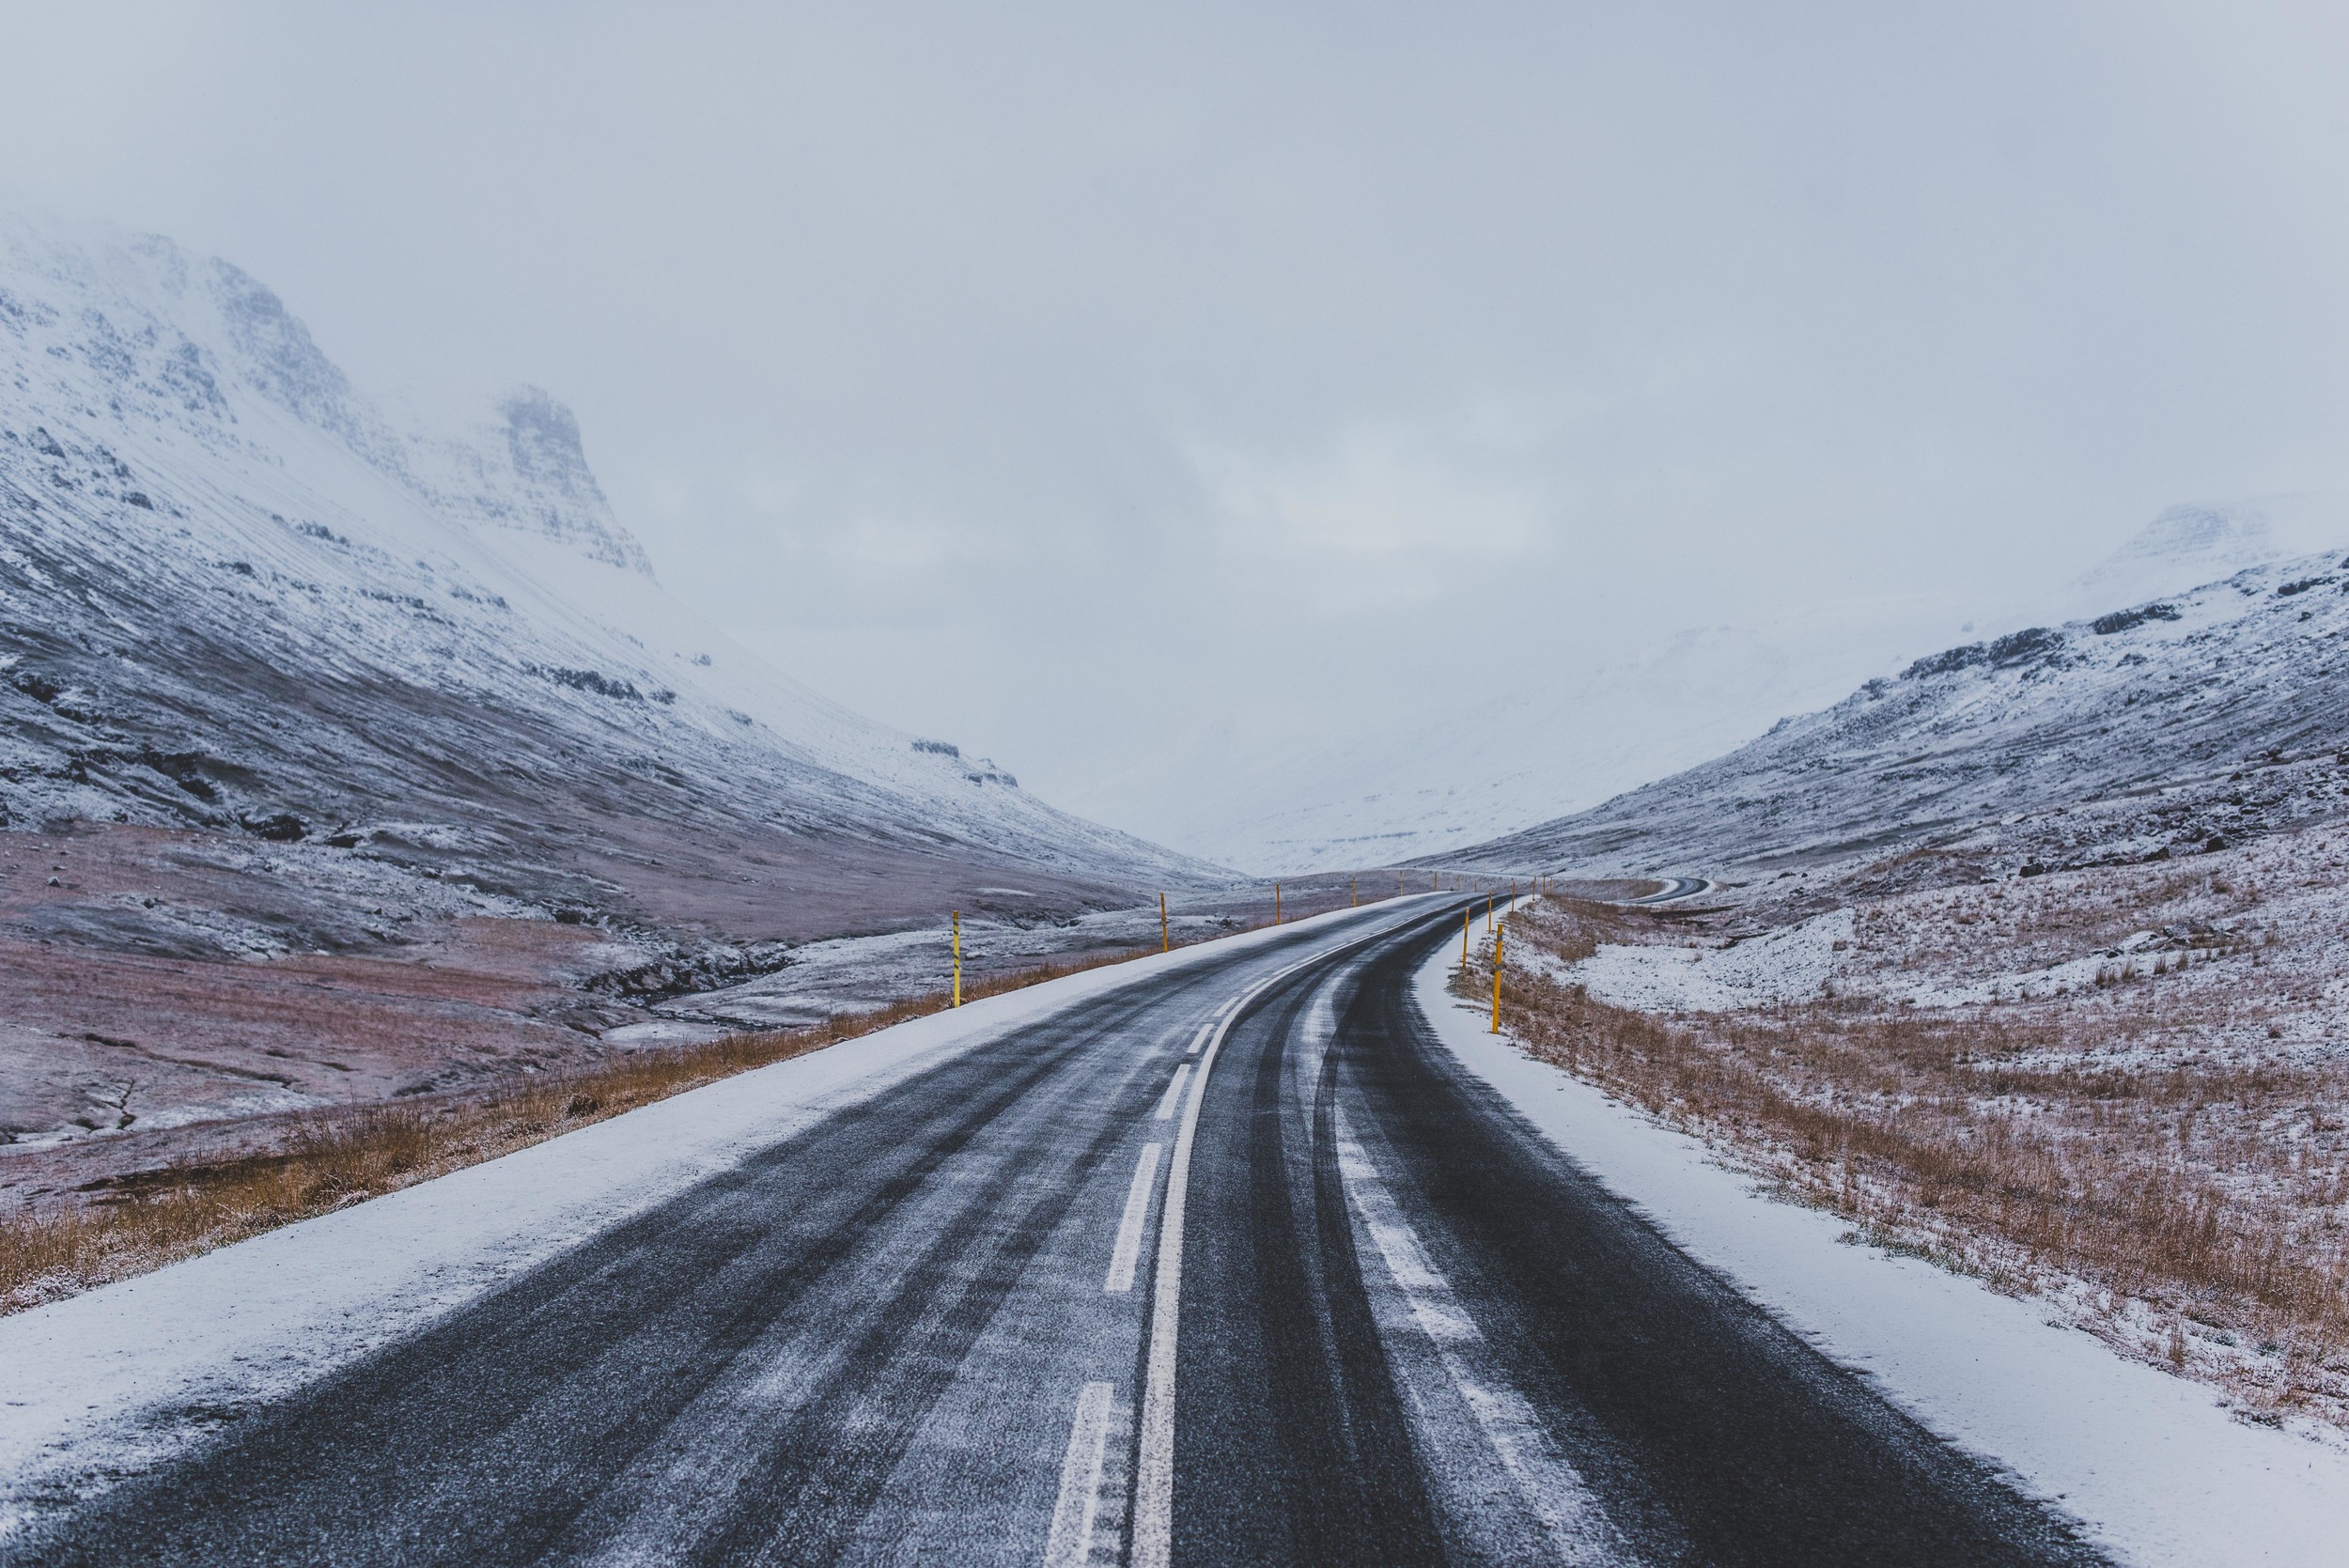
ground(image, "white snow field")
xmin=1415 ymin=939 xmax=2349 ymax=1567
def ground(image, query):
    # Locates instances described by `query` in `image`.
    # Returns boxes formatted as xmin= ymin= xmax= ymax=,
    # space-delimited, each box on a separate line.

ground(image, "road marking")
xmin=1043 ymin=1381 xmax=1115 ymax=1568
xmin=1131 ymin=943 xmax=1345 ymax=1568
xmin=1334 ymin=1109 xmax=1623 ymax=1563
xmin=1184 ymin=1021 xmax=1211 ymax=1058
xmin=1105 ymin=1143 xmax=1163 ymax=1294
xmin=1153 ymin=1063 xmax=1190 ymax=1120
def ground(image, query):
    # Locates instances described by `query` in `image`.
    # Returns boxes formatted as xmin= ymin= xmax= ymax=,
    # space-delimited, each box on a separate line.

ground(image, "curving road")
xmin=23 ymin=900 xmax=2099 ymax=1566
xmin=1625 ymin=877 xmax=1711 ymax=906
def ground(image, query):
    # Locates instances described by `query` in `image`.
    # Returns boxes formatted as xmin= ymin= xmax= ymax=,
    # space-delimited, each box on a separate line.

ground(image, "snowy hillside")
xmin=1124 ymin=495 xmax=2349 ymax=878
xmin=1449 ymin=547 xmax=2349 ymax=878
xmin=0 ymin=214 xmax=1216 ymax=939
xmin=1081 ymin=598 xmax=1983 ymax=876
xmin=2056 ymin=495 xmax=2349 ymax=621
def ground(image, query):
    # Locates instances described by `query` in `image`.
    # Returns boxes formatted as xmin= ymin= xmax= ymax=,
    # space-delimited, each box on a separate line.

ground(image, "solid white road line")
xmin=1154 ymin=1064 xmax=1191 ymax=1121
xmin=1043 ymin=1381 xmax=1116 ymax=1568
xmin=1106 ymin=1144 xmax=1163 ymax=1295
xmin=1130 ymin=944 xmax=1342 ymax=1568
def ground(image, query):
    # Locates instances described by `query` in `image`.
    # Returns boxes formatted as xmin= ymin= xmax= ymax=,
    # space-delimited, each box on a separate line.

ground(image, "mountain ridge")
xmin=0 ymin=212 xmax=1217 ymax=918
xmin=1441 ymin=547 xmax=2349 ymax=881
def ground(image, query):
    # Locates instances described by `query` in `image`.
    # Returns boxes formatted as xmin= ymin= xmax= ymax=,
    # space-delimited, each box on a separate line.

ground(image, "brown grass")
xmin=0 ymin=935 xmax=1196 ymax=1315
xmin=1470 ymin=895 xmax=2349 ymax=1428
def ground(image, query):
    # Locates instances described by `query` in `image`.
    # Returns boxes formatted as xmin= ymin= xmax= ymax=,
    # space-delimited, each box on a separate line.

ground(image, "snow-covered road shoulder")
xmin=1411 ymin=940 xmax=2349 ymax=1567
xmin=0 ymin=903 xmax=1400 ymax=1535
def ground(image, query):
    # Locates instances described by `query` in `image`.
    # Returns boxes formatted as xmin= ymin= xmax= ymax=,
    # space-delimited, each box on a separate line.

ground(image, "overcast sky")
xmin=5 ymin=3 xmax=2347 ymax=835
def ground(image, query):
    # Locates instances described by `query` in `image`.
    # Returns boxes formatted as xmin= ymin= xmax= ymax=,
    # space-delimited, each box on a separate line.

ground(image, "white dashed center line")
xmin=1153 ymin=1064 xmax=1190 ymax=1120
xmin=1042 ymin=1381 xmax=1115 ymax=1568
xmin=1105 ymin=1143 xmax=1163 ymax=1295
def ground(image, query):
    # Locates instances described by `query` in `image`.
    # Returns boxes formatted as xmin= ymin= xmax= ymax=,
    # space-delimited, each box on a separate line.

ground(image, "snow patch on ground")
xmin=1414 ymin=940 xmax=2349 ymax=1566
xmin=1564 ymin=908 xmax=1854 ymax=1011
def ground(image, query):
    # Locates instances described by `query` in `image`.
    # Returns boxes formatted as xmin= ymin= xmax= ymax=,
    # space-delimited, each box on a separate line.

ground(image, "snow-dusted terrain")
xmin=0 ymin=214 xmax=1209 ymax=906
xmin=2055 ymin=495 xmax=2349 ymax=624
xmin=0 ymin=903 xmax=1377 ymax=1538
xmin=1086 ymin=495 xmax=2347 ymax=877
xmin=1448 ymin=536 xmax=2349 ymax=879
xmin=1418 ymin=942 xmax=2349 ymax=1566
xmin=1074 ymin=598 xmax=1983 ymax=877
xmin=0 ymin=213 xmax=1231 ymax=1166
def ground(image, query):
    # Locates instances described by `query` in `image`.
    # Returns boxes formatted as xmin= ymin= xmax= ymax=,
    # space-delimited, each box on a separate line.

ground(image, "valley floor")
xmin=1 ymin=900 xmax=2113 ymax=1565
xmin=0 ymin=826 xmax=1392 ymax=1312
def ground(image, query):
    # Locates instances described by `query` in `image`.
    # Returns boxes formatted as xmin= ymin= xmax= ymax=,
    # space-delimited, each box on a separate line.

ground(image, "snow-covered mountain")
xmin=1119 ymin=493 xmax=2349 ymax=877
xmin=1448 ymin=546 xmax=2349 ymax=879
xmin=2055 ymin=495 xmax=2349 ymax=621
xmin=1087 ymin=598 xmax=1978 ymax=876
xmin=0 ymin=214 xmax=1218 ymax=944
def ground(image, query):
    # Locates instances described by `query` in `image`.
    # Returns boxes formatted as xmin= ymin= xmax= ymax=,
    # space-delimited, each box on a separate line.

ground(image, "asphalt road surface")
xmin=23 ymin=900 xmax=2101 ymax=1566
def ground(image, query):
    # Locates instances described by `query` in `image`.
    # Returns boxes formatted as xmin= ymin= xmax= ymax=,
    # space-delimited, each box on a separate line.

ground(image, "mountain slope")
xmin=0 ymin=215 xmax=1217 ymax=939
xmin=1447 ymin=549 xmax=2349 ymax=878
xmin=1075 ymin=598 xmax=1981 ymax=876
xmin=1078 ymin=491 xmax=2348 ymax=877
xmin=2054 ymin=495 xmax=2349 ymax=623
xmin=0 ymin=214 xmax=1239 ymax=1162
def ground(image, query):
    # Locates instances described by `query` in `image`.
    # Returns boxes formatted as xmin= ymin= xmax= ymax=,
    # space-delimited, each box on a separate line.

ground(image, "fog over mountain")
xmin=1108 ymin=496 xmax=2349 ymax=873
xmin=0 ymin=214 xmax=1214 ymax=938
xmin=8 ymin=6 xmax=2349 ymax=877
xmin=1449 ymin=536 xmax=2349 ymax=882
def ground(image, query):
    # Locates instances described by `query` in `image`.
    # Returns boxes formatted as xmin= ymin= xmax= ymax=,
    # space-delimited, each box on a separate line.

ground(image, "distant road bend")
xmin=31 ymin=901 xmax=2099 ymax=1566
xmin=1626 ymin=877 xmax=1711 ymax=906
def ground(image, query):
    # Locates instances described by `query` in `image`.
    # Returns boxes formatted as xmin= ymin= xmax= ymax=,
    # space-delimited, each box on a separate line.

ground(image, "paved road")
xmin=23 ymin=900 xmax=2099 ymax=1565
xmin=1625 ymin=877 xmax=1711 ymax=906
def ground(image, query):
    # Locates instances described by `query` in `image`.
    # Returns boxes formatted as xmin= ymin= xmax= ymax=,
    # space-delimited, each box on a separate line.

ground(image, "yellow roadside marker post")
xmin=1159 ymin=891 xmax=1168 ymax=953
xmin=1492 ymin=918 xmax=1503 ymax=1033
xmin=952 ymin=910 xmax=962 ymax=1007
xmin=1274 ymin=882 xmax=1281 ymax=924
xmin=1352 ymin=877 xmax=1358 ymax=908
xmin=1486 ymin=894 xmax=1494 ymax=933
xmin=1461 ymin=907 xmax=1470 ymax=966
